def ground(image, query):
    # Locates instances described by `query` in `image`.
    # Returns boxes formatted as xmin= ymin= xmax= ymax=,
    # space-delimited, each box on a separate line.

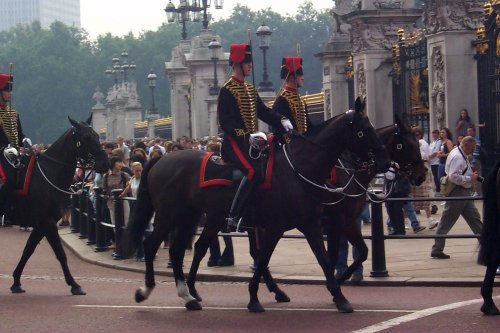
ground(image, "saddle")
xmin=15 ymin=154 xmax=36 ymax=196
xmin=0 ymin=153 xmax=36 ymax=196
xmin=199 ymin=135 xmax=277 ymax=190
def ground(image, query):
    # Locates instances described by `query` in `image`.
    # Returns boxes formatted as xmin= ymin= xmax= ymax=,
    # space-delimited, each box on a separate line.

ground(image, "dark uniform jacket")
xmin=0 ymin=106 xmax=25 ymax=189
xmin=218 ymin=76 xmax=283 ymax=180
xmin=272 ymin=86 xmax=313 ymax=140
xmin=0 ymin=106 xmax=24 ymax=149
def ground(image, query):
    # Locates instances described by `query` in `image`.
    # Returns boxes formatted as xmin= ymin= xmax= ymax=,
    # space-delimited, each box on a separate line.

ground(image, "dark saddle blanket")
xmin=199 ymin=136 xmax=277 ymax=190
xmin=0 ymin=154 xmax=36 ymax=196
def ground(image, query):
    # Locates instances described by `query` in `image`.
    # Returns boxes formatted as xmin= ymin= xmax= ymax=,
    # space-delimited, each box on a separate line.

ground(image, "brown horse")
xmin=9 ymin=116 xmax=109 ymax=295
xmin=124 ymin=98 xmax=391 ymax=313
xmin=478 ymin=159 xmax=500 ymax=315
xmin=323 ymin=116 xmax=426 ymax=284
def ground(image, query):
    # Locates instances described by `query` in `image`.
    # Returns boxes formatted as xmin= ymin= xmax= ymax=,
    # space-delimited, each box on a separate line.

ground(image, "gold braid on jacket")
xmin=224 ymin=78 xmax=258 ymax=134
xmin=0 ymin=107 xmax=19 ymax=149
xmin=281 ymin=89 xmax=307 ymax=133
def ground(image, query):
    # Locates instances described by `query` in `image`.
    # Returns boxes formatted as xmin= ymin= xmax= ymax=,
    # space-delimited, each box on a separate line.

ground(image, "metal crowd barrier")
xmin=70 ymin=184 xmax=483 ymax=277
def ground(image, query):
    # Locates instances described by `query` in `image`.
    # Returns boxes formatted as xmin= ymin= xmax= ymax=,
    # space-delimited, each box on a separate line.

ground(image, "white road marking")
xmin=352 ymin=296 xmax=500 ymax=333
xmin=74 ymin=304 xmax=414 ymax=313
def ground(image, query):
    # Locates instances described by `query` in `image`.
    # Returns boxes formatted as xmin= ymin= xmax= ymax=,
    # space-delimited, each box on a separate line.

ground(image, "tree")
xmin=0 ymin=2 xmax=331 ymax=142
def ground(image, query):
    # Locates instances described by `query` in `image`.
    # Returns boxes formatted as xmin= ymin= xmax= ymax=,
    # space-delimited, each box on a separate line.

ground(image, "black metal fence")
xmin=70 ymin=186 xmax=482 ymax=277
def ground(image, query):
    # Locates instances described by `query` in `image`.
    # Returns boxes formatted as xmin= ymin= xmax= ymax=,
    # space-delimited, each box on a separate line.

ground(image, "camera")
xmin=477 ymin=176 xmax=484 ymax=183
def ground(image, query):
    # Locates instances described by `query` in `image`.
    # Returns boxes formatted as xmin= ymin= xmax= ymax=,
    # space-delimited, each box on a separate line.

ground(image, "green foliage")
xmin=0 ymin=1 xmax=331 ymax=142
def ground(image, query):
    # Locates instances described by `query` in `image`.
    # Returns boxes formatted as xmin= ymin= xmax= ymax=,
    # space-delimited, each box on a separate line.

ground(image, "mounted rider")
xmin=272 ymin=56 xmax=314 ymax=138
xmin=0 ymin=71 xmax=25 ymax=221
xmin=218 ymin=43 xmax=293 ymax=232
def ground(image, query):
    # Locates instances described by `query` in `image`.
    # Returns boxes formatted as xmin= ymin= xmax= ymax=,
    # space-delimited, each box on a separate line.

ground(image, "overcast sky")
xmin=80 ymin=0 xmax=334 ymax=40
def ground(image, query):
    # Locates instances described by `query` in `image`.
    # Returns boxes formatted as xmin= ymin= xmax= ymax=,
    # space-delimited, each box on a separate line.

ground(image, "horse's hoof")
xmin=71 ymin=286 xmax=87 ymax=295
xmin=481 ymin=302 xmax=500 ymax=316
xmin=10 ymin=285 xmax=25 ymax=294
xmin=189 ymin=288 xmax=202 ymax=302
xmin=247 ymin=301 xmax=265 ymax=313
xmin=334 ymin=296 xmax=354 ymax=313
xmin=135 ymin=289 xmax=147 ymax=303
xmin=185 ymin=299 xmax=202 ymax=311
xmin=275 ymin=290 xmax=291 ymax=303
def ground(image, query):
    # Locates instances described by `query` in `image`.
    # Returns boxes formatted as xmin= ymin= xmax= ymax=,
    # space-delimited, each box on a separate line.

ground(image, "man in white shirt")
xmin=430 ymin=136 xmax=483 ymax=259
xmin=428 ymin=129 xmax=442 ymax=194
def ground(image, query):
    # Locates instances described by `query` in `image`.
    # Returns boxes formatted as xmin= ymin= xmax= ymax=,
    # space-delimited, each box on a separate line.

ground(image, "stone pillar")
xmin=317 ymin=0 xmax=353 ymax=117
xmin=344 ymin=1 xmax=422 ymax=127
xmin=424 ymin=0 xmax=484 ymax=136
xmin=205 ymin=95 xmax=219 ymax=136
xmin=90 ymin=86 xmax=106 ymax=136
xmin=165 ymin=40 xmax=192 ymax=140
xmin=185 ymin=30 xmax=229 ymax=139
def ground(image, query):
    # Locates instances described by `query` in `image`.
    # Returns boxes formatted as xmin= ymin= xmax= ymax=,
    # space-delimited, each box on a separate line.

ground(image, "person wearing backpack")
xmin=103 ymin=156 xmax=131 ymax=228
xmin=430 ymin=136 xmax=483 ymax=259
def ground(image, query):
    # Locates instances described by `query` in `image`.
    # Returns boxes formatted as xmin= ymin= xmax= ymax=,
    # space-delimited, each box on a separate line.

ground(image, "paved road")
xmin=1 ymin=227 xmax=499 ymax=333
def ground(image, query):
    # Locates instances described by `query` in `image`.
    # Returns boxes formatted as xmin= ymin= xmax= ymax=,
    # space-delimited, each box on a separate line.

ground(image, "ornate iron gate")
xmin=476 ymin=2 xmax=500 ymax=177
xmin=391 ymin=29 xmax=430 ymax=140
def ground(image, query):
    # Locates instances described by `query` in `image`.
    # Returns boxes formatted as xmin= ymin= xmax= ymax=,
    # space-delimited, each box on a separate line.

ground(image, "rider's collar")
xmin=231 ymin=76 xmax=245 ymax=84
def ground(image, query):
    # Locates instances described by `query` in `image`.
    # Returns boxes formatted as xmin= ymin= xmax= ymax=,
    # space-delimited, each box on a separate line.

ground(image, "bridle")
xmin=36 ymin=125 xmax=97 ymax=195
xmin=283 ymin=110 xmax=383 ymax=203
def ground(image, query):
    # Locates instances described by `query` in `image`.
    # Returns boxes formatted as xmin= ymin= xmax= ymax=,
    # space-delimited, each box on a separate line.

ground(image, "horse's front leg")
xmin=481 ymin=260 xmax=500 ymax=315
xmin=300 ymin=222 xmax=353 ymax=313
xmin=250 ymin=228 xmax=290 ymax=303
xmin=187 ymin=215 xmax=223 ymax=302
xmin=44 ymin=222 xmax=86 ymax=295
xmin=341 ymin=222 xmax=368 ymax=284
xmin=248 ymin=229 xmax=283 ymax=312
xmin=11 ymin=226 xmax=45 ymax=293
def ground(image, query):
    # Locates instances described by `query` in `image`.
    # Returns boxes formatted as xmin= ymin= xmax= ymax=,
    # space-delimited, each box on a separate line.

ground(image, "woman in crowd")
xmin=437 ymin=127 xmax=454 ymax=181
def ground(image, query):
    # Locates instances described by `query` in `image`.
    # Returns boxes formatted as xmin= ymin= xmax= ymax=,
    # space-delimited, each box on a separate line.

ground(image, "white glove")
xmin=281 ymin=118 xmax=293 ymax=132
xmin=23 ymin=137 xmax=32 ymax=147
xmin=385 ymin=167 xmax=396 ymax=181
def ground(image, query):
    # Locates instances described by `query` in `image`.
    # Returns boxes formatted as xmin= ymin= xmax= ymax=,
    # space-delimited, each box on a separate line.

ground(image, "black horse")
xmin=478 ymin=159 xmax=500 ymax=315
xmin=323 ymin=116 xmax=427 ymax=284
xmin=124 ymin=97 xmax=391 ymax=313
xmin=9 ymin=116 xmax=109 ymax=295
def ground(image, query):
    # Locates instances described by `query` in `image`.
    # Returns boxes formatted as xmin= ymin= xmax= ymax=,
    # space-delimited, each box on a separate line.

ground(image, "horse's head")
xmin=68 ymin=115 xmax=109 ymax=173
xmin=345 ymin=97 xmax=391 ymax=173
xmin=383 ymin=114 xmax=426 ymax=186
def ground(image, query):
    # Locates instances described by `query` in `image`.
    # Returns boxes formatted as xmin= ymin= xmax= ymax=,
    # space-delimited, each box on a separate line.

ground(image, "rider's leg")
xmin=226 ymin=176 xmax=256 ymax=232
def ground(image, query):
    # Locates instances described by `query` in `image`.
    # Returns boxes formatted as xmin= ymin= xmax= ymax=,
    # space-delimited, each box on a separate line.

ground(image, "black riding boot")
xmin=226 ymin=176 xmax=255 ymax=232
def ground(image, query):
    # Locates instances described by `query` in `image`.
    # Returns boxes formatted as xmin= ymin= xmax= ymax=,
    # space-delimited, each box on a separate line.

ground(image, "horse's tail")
xmin=478 ymin=159 xmax=500 ymax=266
xmin=122 ymin=156 xmax=161 ymax=258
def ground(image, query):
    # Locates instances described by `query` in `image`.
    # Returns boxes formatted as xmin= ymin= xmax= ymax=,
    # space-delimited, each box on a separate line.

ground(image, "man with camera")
xmin=430 ymin=136 xmax=483 ymax=259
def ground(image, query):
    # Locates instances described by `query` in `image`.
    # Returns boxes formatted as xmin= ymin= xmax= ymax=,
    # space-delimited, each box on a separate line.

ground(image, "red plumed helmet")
xmin=0 ymin=73 xmax=13 ymax=92
xmin=280 ymin=56 xmax=303 ymax=79
xmin=229 ymin=43 xmax=252 ymax=66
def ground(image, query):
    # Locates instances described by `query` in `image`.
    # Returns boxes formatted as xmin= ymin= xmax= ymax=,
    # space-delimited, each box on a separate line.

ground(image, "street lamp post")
xmin=105 ymin=51 xmax=136 ymax=87
xmin=208 ymin=38 xmax=221 ymax=96
xmin=256 ymin=22 xmax=274 ymax=92
xmin=164 ymin=0 xmax=224 ymax=40
xmin=147 ymin=69 xmax=158 ymax=116
xmin=184 ymin=87 xmax=192 ymax=138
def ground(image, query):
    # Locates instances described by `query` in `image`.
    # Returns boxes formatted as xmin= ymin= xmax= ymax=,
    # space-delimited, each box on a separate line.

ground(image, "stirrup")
xmin=225 ymin=216 xmax=251 ymax=233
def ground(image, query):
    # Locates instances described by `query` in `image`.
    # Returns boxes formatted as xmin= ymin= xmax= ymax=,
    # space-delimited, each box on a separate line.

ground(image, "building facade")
xmin=0 ymin=0 xmax=80 ymax=31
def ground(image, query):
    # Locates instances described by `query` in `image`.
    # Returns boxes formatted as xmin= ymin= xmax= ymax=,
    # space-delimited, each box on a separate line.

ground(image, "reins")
xmin=34 ymin=126 xmax=97 ymax=195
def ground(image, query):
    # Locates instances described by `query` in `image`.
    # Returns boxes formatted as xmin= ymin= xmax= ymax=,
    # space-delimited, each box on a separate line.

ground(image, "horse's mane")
xmin=478 ymin=159 xmax=500 ymax=265
xmin=303 ymin=112 xmax=344 ymax=138
xmin=43 ymin=127 xmax=73 ymax=155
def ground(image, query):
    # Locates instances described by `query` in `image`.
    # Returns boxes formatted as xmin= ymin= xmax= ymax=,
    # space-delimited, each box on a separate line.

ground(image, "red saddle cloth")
xmin=199 ymin=135 xmax=276 ymax=190
xmin=15 ymin=154 xmax=37 ymax=196
xmin=0 ymin=154 xmax=36 ymax=196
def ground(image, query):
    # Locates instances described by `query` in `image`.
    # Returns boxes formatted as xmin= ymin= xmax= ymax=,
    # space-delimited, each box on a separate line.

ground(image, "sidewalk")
xmin=60 ymin=200 xmax=492 ymax=287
